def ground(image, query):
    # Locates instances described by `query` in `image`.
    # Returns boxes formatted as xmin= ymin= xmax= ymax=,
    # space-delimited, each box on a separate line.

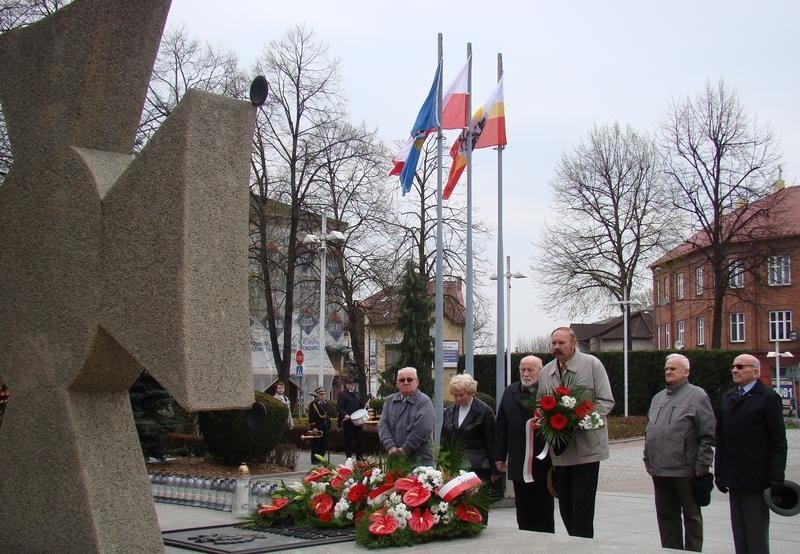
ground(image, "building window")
xmin=768 ymin=256 xmax=791 ymax=286
xmin=769 ymin=311 xmax=792 ymax=341
xmin=676 ymin=320 xmax=685 ymax=348
xmin=696 ymin=316 xmax=705 ymax=346
xmin=695 ymin=267 xmax=703 ymax=295
xmin=729 ymin=259 xmax=744 ymax=289
xmin=729 ymin=313 xmax=745 ymax=343
xmin=676 ymin=273 xmax=685 ymax=300
xmin=657 ymin=324 xmax=662 ymax=349
xmin=665 ymin=323 xmax=671 ymax=349
xmin=662 ymin=276 xmax=670 ymax=304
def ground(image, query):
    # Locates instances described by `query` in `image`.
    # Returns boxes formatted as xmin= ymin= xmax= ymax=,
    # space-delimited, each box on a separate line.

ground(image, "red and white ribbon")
xmin=368 ymin=483 xmax=394 ymax=503
xmin=436 ymin=472 xmax=483 ymax=502
xmin=523 ymin=418 xmax=536 ymax=483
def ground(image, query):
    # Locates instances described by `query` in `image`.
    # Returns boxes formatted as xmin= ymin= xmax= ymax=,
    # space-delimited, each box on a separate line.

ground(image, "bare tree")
xmin=249 ymin=25 xmax=349 ymax=382
xmin=515 ymin=334 xmax=552 ymax=354
xmin=535 ymin=122 xmax=674 ymax=343
xmin=1 ymin=0 xmax=72 ymax=184
xmin=137 ymin=25 xmax=244 ymax=149
xmin=661 ymin=78 xmax=781 ymax=347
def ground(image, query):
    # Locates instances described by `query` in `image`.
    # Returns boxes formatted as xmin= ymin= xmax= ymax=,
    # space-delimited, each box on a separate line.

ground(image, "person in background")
xmin=378 ymin=367 xmax=435 ymax=466
xmin=643 ymin=353 xmax=715 ymax=551
xmin=715 ymin=353 xmax=787 ymax=554
xmin=308 ymin=386 xmax=331 ymax=464
xmin=441 ymin=374 xmax=498 ymax=489
xmin=273 ymin=380 xmax=293 ymax=430
xmin=337 ymin=375 xmax=365 ymax=460
xmin=539 ymin=326 xmax=614 ymax=538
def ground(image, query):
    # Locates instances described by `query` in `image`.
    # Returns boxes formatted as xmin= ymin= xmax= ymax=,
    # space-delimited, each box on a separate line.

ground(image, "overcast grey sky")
xmin=167 ymin=0 xmax=800 ymax=347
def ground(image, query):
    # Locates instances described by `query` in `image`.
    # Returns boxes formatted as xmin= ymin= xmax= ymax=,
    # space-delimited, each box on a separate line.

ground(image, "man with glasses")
xmin=715 ymin=353 xmax=787 ymax=554
xmin=378 ymin=367 xmax=435 ymax=466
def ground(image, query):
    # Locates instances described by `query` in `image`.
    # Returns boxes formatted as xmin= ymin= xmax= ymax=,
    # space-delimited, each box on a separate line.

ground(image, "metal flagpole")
xmin=318 ymin=214 xmax=327 ymax=391
xmin=464 ymin=43 xmax=474 ymax=376
xmin=495 ymin=53 xmax=505 ymax=400
xmin=433 ymin=33 xmax=445 ymax=446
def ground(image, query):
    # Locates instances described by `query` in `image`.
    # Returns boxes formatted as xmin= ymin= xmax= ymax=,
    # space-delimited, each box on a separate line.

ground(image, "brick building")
xmin=650 ymin=184 xmax=800 ymax=402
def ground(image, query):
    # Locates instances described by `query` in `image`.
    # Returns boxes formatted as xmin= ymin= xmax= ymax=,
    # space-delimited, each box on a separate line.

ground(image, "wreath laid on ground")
xmin=241 ymin=442 xmax=490 ymax=548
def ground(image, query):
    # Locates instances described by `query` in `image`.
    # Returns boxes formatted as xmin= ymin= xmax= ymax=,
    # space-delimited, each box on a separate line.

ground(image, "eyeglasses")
xmin=731 ymin=364 xmax=754 ymax=369
xmin=397 ymin=378 xmax=416 ymax=383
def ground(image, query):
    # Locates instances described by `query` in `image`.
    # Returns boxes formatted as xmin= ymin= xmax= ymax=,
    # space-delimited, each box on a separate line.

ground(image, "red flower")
xmin=303 ymin=467 xmax=331 ymax=483
xmin=575 ymin=405 xmax=590 ymax=419
xmin=549 ymin=413 xmax=568 ymax=430
xmin=348 ymin=483 xmax=368 ymax=503
xmin=369 ymin=514 xmax=399 ymax=535
xmin=317 ymin=510 xmax=333 ymax=522
xmin=555 ymin=385 xmax=572 ymax=396
xmin=330 ymin=476 xmax=346 ymax=490
xmin=368 ymin=508 xmax=387 ymax=522
xmin=582 ymin=399 xmax=595 ymax=411
xmin=336 ymin=467 xmax=354 ymax=480
xmin=393 ymin=476 xmax=419 ymax=491
xmin=355 ymin=510 xmax=365 ymax=523
xmin=363 ymin=470 xmax=373 ymax=478
xmin=408 ymin=508 xmax=435 ymax=533
xmin=384 ymin=471 xmax=400 ymax=485
xmin=403 ymin=484 xmax=431 ymax=507
xmin=310 ymin=493 xmax=333 ymax=515
xmin=455 ymin=503 xmax=483 ymax=524
xmin=257 ymin=496 xmax=288 ymax=515
xmin=539 ymin=395 xmax=557 ymax=411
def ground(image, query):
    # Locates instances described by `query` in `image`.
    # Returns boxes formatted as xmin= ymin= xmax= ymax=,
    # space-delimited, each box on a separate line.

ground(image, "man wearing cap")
xmin=337 ymin=376 xmax=365 ymax=460
xmin=715 ymin=353 xmax=787 ymax=554
xmin=643 ymin=353 xmax=715 ymax=552
xmin=308 ymin=387 xmax=331 ymax=464
xmin=378 ymin=367 xmax=435 ymax=466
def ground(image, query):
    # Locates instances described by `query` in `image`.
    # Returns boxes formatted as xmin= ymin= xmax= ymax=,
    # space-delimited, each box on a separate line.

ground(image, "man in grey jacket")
xmin=644 ymin=353 xmax=715 ymax=552
xmin=378 ymin=367 xmax=435 ymax=466
xmin=539 ymin=327 xmax=615 ymax=538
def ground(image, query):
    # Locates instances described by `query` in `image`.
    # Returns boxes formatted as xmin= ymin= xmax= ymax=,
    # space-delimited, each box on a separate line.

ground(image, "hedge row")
xmin=467 ymin=349 xmax=744 ymax=416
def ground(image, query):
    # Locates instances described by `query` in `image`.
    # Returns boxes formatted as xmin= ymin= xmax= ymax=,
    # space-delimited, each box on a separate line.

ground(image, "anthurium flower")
xmin=354 ymin=509 xmax=365 ymax=522
xmin=317 ymin=510 xmax=333 ymax=522
xmin=368 ymin=508 xmax=387 ymax=522
xmin=369 ymin=514 xmax=399 ymax=535
xmin=393 ymin=476 xmax=419 ymax=491
xmin=336 ymin=467 xmax=353 ymax=480
xmin=303 ymin=467 xmax=331 ymax=483
xmin=539 ymin=395 xmax=557 ymax=411
xmin=310 ymin=493 xmax=334 ymax=515
xmin=403 ymin=484 xmax=432 ymax=507
xmin=257 ymin=497 xmax=288 ymax=515
xmin=456 ymin=503 xmax=483 ymax=524
xmin=408 ymin=508 xmax=435 ymax=533
xmin=348 ymin=483 xmax=368 ymax=503
xmin=555 ymin=385 xmax=572 ymax=396
xmin=330 ymin=476 xmax=346 ymax=490
xmin=549 ymin=413 xmax=568 ymax=430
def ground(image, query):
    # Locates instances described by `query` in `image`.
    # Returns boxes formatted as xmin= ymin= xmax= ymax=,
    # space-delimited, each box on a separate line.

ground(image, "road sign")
xmin=295 ymin=364 xmax=304 ymax=377
xmin=296 ymin=349 xmax=304 ymax=365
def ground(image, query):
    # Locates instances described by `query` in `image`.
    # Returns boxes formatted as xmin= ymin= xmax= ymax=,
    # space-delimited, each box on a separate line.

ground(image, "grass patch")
xmin=607 ymin=416 xmax=646 ymax=441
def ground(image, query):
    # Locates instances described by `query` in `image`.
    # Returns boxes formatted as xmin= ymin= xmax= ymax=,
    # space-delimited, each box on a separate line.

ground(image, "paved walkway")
xmin=158 ymin=428 xmax=800 ymax=552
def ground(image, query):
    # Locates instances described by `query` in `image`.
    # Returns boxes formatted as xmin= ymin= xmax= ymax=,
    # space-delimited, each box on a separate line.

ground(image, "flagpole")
xmin=464 ymin=43 xmax=474 ymax=377
xmin=495 ymin=53 xmax=505 ymax=401
xmin=433 ymin=33 xmax=445 ymax=447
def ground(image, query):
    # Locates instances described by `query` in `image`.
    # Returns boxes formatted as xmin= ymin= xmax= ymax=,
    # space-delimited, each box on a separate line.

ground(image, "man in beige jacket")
xmin=538 ymin=327 xmax=615 ymax=538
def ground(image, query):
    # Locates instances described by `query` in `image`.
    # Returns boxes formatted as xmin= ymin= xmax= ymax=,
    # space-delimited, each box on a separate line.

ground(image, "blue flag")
xmin=399 ymin=66 xmax=441 ymax=194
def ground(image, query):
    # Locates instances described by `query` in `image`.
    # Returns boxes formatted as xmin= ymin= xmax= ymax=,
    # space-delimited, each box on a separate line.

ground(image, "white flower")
xmin=368 ymin=468 xmax=384 ymax=486
xmin=287 ymin=481 xmax=305 ymax=493
xmin=577 ymin=411 xmax=605 ymax=430
xmin=343 ymin=458 xmax=354 ymax=469
xmin=310 ymin=481 xmax=328 ymax=494
xmin=433 ymin=501 xmax=449 ymax=514
xmin=560 ymin=395 xmax=576 ymax=409
xmin=387 ymin=502 xmax=412 ymax=529
xmin=334 ymin=496 xmax=351 ymax=518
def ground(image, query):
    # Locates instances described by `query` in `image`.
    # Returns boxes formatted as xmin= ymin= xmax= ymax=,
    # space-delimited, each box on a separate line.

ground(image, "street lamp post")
xmin=490 ymin=256 xmax=527 ymax=388
xmin=303 ymin=215 xmax=345 ymax=391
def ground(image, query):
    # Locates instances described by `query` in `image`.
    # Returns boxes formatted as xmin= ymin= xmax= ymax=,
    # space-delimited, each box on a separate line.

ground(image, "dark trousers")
xmin=310 ymin=435 xmax=327 ymax=464
xmin=553 ymin=462 xmax=599 ymax=538
xmin=512 ymin=480 xmax=555 ymax=533
xmin=729 ymin=488 xmax=770 ymax=554
xmin=342 ymin=420 xmax=364 ymax=459
xmin=652 ymin=476 xmax=703 ymax=551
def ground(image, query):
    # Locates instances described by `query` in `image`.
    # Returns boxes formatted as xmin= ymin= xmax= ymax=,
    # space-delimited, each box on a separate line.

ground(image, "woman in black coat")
xmin=440 ymin=374 xmax=500 ymax=503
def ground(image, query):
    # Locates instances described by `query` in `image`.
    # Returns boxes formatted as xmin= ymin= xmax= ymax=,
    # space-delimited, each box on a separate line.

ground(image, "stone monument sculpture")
xmin=0 ymin=1 xmax=258 ymax=551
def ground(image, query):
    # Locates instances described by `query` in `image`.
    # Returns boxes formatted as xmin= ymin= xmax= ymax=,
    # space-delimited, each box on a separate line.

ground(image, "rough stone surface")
xmin=0 ymin=1 xmax=256 ymax=551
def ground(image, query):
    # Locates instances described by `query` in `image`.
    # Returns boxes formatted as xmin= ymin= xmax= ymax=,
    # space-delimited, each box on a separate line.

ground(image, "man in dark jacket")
xmin=494 ymin=355 xmax=554 ymax=532
xmin=337 ymin=376 xmax=365 ymax=460
xmin=715 ymin=353 xmax=787 ymax=554
xmin=308 ymin=387 xmax=331 ymax=464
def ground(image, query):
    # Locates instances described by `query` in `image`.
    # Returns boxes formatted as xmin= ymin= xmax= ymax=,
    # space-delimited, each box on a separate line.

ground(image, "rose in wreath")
xmin=554 ymin=385 xmax=572 ymax=396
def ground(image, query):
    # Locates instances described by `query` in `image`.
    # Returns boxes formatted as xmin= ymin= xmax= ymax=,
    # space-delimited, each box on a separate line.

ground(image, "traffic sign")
xmin=295 ymin=364 xmax=304 ymax=377
xmin=296 ymin=349 xmax=304 ymax=365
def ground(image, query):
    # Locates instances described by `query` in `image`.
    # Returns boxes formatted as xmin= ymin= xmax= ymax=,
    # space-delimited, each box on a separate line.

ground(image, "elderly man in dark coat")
xmin=495 ymin=355 xmax=554 ymax=532
xmin=715 ymin=353 xmax=787 ymax=554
